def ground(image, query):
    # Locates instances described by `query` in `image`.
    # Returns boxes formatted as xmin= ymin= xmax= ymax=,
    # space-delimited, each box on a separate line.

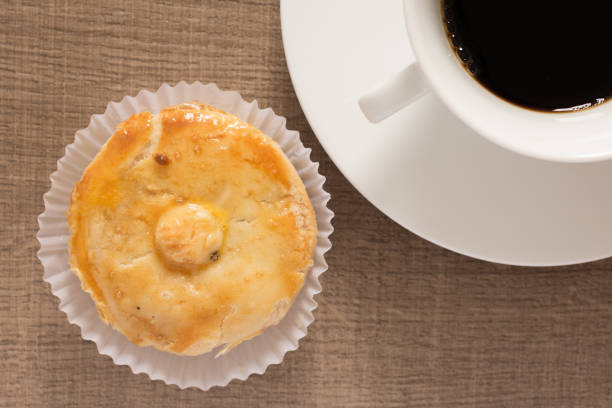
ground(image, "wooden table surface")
xmin=2 ymin=1 xmax=612 ymax=407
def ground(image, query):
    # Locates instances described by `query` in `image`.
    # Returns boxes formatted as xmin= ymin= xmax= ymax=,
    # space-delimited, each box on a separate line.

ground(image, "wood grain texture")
xmin=1 ymin=1 xmax=612 ymax=407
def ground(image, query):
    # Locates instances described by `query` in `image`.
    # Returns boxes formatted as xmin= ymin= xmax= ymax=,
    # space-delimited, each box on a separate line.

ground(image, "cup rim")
xmin=402 ymin=0 xmax=612 ymax=163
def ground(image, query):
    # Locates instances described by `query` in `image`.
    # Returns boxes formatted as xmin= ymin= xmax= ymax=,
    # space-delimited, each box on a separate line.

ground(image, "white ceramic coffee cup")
xmin=359 ymin=0 xmax=612 ymax=163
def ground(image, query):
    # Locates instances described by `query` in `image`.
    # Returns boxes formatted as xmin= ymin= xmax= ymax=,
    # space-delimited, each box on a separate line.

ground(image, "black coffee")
xmin=442 ymin=1 xmax=612 ymax=112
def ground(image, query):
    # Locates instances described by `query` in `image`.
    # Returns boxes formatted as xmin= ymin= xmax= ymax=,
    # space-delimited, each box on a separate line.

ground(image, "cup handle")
xmin=358 ymin=63 xmax=429 ymax=123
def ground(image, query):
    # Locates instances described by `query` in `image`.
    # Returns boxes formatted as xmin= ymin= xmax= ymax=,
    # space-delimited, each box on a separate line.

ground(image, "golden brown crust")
xmin=68 ymin=103 xmax=317 ymax=355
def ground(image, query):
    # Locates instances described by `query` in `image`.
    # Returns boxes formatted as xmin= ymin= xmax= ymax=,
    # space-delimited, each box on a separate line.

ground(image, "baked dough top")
xmin=68 ymin=103 xmax=317 ymax=355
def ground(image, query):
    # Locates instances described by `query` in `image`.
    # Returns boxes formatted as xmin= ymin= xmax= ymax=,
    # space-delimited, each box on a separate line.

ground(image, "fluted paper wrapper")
xmin=36 ymin=82 xmax=333 ymax=390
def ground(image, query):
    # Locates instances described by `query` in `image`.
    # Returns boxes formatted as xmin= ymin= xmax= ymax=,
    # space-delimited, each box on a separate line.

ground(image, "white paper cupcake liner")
xmin=36 ymin=82 xmax=333 ymax=390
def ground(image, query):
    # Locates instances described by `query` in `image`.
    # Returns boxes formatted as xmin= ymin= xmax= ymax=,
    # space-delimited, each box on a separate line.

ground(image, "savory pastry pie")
xmin=68 ymin=102 xmax=317 ymax=356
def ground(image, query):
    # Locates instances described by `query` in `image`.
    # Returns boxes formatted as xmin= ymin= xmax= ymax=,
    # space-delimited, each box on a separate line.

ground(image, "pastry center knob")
xmin=155 ymin=203 xmax=223 ymax=269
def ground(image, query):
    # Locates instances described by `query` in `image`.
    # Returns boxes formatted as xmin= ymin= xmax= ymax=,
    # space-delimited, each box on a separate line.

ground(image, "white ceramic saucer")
xmin=281 ymin=0 xmax=612 ymax=266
